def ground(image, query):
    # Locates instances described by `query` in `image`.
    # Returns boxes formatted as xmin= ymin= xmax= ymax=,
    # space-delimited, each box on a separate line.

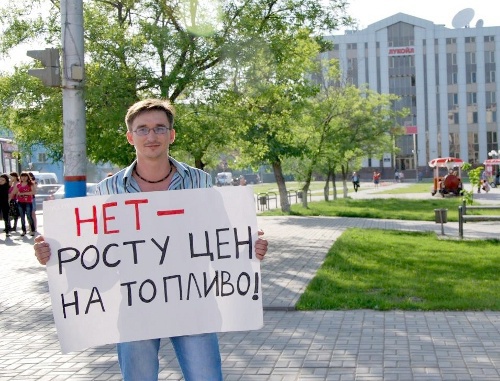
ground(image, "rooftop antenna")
xmin=476 ymin=19 xmax=484 ymax=27
xmin=452 ymin=8 xmax=474 ymax=28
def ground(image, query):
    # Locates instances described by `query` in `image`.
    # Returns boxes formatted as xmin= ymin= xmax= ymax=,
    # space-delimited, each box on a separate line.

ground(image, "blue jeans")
xmin=117 ymin=333 xmax=223 ymax=381
xmin=17 ymin=202 xmax=35 ymax=233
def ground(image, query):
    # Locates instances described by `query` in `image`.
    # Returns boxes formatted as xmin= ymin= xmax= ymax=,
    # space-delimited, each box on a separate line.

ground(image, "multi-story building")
xmin=324 ymin=11 xmax=499 ymax=177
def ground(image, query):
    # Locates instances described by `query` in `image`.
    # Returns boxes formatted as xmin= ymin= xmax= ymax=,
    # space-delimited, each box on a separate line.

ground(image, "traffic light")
xmin=26 ymin=48 xmax=61 ymax=87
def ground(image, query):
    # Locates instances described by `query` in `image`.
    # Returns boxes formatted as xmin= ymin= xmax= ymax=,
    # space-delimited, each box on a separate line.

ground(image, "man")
xmin=34 ymin=98 xmax=269 ymax=381
xmin=478 ymin=169 xmax=488 ymax=193
xmin=351 ymin=171 xmax=360 ymax=192
xmin=373 ymin=171 xmax=381 ymax=188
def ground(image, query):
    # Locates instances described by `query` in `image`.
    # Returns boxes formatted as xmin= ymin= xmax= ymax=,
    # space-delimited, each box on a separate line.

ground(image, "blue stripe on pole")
xmin=65 ymin=180 xmax=86 ymax=198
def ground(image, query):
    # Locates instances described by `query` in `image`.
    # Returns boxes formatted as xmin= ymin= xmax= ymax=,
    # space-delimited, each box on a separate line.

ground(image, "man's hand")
xmin=255 ymin=230 xmax=268 ymax=261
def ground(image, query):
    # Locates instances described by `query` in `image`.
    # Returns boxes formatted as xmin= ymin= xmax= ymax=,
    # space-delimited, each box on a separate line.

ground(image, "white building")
xmin=325 ymin=11 xmax=499 ymax=175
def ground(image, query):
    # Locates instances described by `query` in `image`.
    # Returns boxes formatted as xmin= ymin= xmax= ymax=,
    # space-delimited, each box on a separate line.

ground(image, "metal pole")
xmin=413 ymin=133 xmax=418 ymax=182
xmin=61 ymin=0 xmax=86 ymax=198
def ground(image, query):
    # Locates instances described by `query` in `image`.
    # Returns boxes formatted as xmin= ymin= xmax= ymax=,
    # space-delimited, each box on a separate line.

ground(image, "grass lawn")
xmin=255 ymin=181 xmax=500 ymax=311
xmin=296 ymin=228 xmax=500 ymax=311
xmin=259 ymin=197 xmax=499 ymax=222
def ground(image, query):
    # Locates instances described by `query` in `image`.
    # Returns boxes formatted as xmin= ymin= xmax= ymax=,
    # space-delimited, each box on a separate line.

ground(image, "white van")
xmin=28 ymin=171 xmax=59 ymax=185
xmin=216 ymin=172 xmax=233 ymax=186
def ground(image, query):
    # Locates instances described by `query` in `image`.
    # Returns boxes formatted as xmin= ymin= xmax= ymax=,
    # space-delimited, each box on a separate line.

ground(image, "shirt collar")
xmin=122 ymin=156 xmax=188 ymax=187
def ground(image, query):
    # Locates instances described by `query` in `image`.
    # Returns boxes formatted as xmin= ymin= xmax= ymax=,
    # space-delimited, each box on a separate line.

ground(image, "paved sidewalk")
xmin=1 ymin=209 xmax=499 ymax=380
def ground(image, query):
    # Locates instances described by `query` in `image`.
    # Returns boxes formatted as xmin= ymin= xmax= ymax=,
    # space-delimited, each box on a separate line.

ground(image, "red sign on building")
xmin=405 ymin=126 xmax=417 ymax=134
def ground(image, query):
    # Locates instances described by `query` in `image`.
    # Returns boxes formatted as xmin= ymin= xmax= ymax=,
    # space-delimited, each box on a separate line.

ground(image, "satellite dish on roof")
xmin=452 ymin=8 xmax=474 ymax=28
xmin=476 ymin=19 xmax=484 ymax=28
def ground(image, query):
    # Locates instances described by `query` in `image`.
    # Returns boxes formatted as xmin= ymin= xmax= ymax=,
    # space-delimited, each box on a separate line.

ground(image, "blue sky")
xmin=0 ymin=0 xmax=498 ymax=70
xmin=342 ymin=0 xmax=496 ymax=31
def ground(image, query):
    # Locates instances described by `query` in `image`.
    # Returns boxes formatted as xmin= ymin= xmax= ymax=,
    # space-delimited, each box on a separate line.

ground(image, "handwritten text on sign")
xmin=43 ymin=186 xmax=262 ymax=353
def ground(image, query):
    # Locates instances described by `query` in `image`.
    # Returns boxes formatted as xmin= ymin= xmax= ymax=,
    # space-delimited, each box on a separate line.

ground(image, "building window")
xmin=484 ymin=35 xmax=495 ymax=42
xmin=490 ymin=71 xmax=496 ymax=83
xmin=467 ymin=92 xmax=477 ymax=105
xmin=468 ymin=111 xmax=478 ymax=124
xmin=465 ymin=37 xmax=476 ymax=43
xmin=449 ymin=132 xmax=459 ymax=158
xmin=485 ymin=51 xmax=495 ymax=63
xmin=468 ymin=132 xmax=479 ymax=164
xmin=453 ymin=93 xmax=458 ymax=105
xmin=38 ymin=153 xmax=47 ymax=163
xmin=452 ymin=53 xmax=457 ymax=65
xmin=452 ymin=72 xmax=458 ymax=84
xmin=487 ymin=131 xmax=498 ymax=153
xmin=446 ymin=38 xmax=456 ymax=45
xmin=466 ymin=52 xmax=476 ymax=64
xmin=470 ymin=72 xmax=477 ymax=83
xmin=454 ymin=113 xmax=459 ymax=124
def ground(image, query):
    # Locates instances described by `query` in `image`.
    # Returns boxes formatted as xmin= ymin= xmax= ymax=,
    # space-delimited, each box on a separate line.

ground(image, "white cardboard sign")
xmin=43 ymin=186 xmax=263 ymax=353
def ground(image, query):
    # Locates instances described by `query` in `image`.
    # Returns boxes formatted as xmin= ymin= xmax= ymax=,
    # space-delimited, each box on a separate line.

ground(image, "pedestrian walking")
xmin=34 ymin=98 xmax=269 ymax=381
xmin=9 ymin=172 xmax=35 ymax=236
xmin=373 ymin=171 xmax=381 ymax=188
xmin=0 ymin=174 xmax=11 ymax=237
xmin=28 ymin=172 xmax=38 ymax=233
xmin=351 ymin=171 xmax=360 ymax=192
xmin=8 ymin=172 xmax=20 ymax=232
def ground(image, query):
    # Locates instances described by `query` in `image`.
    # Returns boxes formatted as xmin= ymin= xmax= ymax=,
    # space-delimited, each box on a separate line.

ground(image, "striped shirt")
xmin=96 ymin=157 xmax=212 ymax=195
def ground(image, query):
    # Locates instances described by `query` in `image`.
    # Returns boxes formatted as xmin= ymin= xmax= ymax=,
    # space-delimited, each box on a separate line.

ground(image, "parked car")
xmin=49 ymin=183 xmax=98 ymax=200
xmin=215 ymin=172 xmax=233 ymax=186
xmin=242 ymin=174 xmax=261 ymax=184
xmin=29 ymin=171 xmax=59 ymax=184
xmin=35 ymin=184 xmax=63 ymax=210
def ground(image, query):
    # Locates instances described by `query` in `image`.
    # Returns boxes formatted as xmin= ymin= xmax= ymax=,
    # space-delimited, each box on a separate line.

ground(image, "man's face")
xmin=126 ymin=110 xmax=176 ymax=160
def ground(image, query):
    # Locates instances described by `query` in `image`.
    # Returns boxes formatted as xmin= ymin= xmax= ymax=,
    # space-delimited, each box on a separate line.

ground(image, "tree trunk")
xmin=341 ymin=164 xmax=349 ymax=198
xmin=194 ymin=158 xmax=205 ymax=170
xmin=331 ymin=170 xmax=338 ymax=200
xmin=272 ymin=160 xmax=290 ymax=213
xmin=323 ymin=173 xmax=330 ymax=201
xmin=302 ymin=167 xmax=313 ymax=208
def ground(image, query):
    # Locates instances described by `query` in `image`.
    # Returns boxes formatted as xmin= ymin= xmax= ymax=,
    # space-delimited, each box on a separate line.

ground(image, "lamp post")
xmin=412 ymin=135 xmax=418 ymax=182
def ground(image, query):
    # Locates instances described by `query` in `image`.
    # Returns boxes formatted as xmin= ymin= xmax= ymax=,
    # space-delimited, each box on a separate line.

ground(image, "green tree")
xmin=231 ymin=30 xmax=322 ymax=212
xmin=461 ymin=163 xmax=483 ymax=205
xmin=0 ymin=0 xmax=353 ymax=168
xmin=298 ymin=62 xmax=408 ymax=205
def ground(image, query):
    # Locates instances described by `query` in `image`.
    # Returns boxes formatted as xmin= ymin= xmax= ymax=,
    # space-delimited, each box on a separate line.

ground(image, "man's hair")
xmin=125 ymin=99 xmax=175 ymax=131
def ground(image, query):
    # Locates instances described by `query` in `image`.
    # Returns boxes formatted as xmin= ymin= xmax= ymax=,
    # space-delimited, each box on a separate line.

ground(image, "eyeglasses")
xmin=132 ymin=126 xmax=171 ymax=136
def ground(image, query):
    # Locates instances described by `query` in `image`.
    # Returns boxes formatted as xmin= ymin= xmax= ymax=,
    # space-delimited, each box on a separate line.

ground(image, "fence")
xmin=458 ymin=204 xmax=500 ymax=238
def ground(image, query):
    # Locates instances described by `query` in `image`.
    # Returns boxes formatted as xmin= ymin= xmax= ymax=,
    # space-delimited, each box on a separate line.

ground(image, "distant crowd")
xmin=0 ymin=171 xmax=38 ymax=238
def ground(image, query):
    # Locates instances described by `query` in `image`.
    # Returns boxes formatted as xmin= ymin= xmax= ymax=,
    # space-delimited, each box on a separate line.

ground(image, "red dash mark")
xmin=157 ymin=209 xmax=185 ymax=216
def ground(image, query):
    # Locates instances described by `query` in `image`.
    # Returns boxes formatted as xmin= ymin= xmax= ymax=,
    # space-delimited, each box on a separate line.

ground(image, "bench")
xmin=458 ymin=205 xmax=500 ymax=238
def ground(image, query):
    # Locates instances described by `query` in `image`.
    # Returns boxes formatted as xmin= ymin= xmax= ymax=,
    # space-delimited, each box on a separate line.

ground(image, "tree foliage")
xmin=0 ymin=0 xmax=353 ymax=168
